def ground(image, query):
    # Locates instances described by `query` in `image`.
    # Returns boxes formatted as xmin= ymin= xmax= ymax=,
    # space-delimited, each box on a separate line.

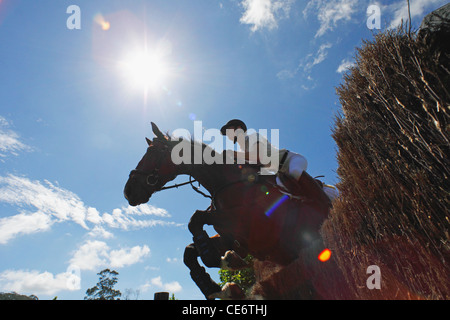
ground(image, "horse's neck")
xmin=178 ymin=163 xmax=225 ymax=196
xmin=170 ymin=139 xmax=226 ymax=195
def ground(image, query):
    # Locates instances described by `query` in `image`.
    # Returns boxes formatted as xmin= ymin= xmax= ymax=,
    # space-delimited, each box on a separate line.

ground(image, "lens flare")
xmin=265 ymin=194 xmax=289 ymax=217
xmin=94 ymin=13 xmax=110 ymax=31
xmin=318 ymin=248 xmax=332 ymax=262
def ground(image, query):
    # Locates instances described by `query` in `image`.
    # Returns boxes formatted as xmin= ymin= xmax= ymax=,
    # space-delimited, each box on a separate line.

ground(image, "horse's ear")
xmin=145 ymin=137 xmax=153 ymax=146
xmin=151 ymin=122 xmax=165 ymax=140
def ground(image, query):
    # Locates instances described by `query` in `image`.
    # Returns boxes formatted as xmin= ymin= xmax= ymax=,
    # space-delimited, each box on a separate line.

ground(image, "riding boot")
xmin=193 ymin=230 xmax=222 ymax=268
xmin=297 ymin=172 xmax=332 ymax=212
xmin=278 ymin=172 xmax=331 ymax=212
xmin=190 ymin=267 xmax=222 ymax=300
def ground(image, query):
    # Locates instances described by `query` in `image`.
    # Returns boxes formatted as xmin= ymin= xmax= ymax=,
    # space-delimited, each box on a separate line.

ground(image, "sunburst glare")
xmin=120 ymin=50 xmax=169 ymax=93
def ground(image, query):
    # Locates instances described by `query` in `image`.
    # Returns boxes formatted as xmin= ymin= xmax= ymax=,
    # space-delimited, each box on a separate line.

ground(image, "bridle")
xmin=129 ymin=143 xmax=171 ymax=190
xmin=129 ymin=168 xmax=161 ymax=187
xmin=128 ymin=143 xmax=202 ymax=194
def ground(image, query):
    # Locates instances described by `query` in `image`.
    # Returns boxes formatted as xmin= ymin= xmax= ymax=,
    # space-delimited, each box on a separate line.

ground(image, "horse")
xmin=124 ymin=123 xmax=332 ymax=299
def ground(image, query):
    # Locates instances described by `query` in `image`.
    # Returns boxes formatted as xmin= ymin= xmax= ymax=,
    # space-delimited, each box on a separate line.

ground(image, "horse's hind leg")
xmin=221 ymin=250 xmax=251 ymax=270
xmin=189 ymin=209 xmax=249 ymax=270
xmin=183 ymin=243 xmax=221 ymax=299
xmin=188 ymin=210 xmax=223 ymax=268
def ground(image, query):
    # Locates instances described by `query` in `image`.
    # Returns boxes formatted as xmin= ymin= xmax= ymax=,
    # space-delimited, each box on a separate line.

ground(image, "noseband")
xmin=129 ymin=168 xmax=160 ymax=187
xmin=129 ymin=144 xmax=170 ymax=190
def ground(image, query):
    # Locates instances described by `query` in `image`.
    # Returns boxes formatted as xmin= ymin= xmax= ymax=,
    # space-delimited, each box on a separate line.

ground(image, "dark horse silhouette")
xmin=124 ymin=123 xmax=332 ymax=299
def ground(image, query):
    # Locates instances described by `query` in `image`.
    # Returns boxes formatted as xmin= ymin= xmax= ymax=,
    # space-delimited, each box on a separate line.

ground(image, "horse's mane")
xmin=162 ymin=133 xmax=220 ymax=156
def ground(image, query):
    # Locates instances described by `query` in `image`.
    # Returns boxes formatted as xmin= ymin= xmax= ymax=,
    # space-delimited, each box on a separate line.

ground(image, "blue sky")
xmin=0 ymin=0 xmax=446 ymax=300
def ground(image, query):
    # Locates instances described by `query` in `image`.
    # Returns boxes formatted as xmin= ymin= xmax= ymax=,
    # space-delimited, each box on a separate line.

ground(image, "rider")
xmin=220 ymin=119 xmax=339 ymax=204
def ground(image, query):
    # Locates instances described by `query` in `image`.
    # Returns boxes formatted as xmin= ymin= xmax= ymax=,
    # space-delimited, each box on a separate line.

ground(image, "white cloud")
xmin=69 ymin=240 xmax=150 ymax=271
xmin=0 ymin=269 xmax=79 ymax=296
xmin=151 ymin=276 xmax=164 ymax=287
xmin=0 ymin=174 xmax=180 ymax=244
xmin=140 ymin=276 xmax=182 ymax=293
xmin=86 ymin=207 xmax=103 ymax=225
xmin=99 ymin=206 xmax=178 ymax=230
xmin=336 ymin=58 xmax=355 ymax=73
xmin=164 ymin=281 xmax=182 ymax=293
xmin=240 ymin=0 xmax=294 ymax=31
xmin=87 ymin=225 xmax=114 ymax=239
xmin=276 ymin=69 xmax=296 ymax=80
xmin=0 ymin=211 xmax=53 ymax=245
xmin=69 ymin=240 xmax=110 ymax=271
xmin=0 ymin=116 xmax=31 ymax=160
xmin=0 ymin=240 xmax=150 ymax=296
xmin=0 ymin=175 xmax=89 ymax=229
xmin=303 ymin=0 xmax=357 ymax=37
xmin=387 ymin=0 xmax=446 ymax=29
xmin=277 ymin=42 xmax=332 ymax=84
xmin=109 ymin=245 xmax=150 ymax=268
xmin=122 ymin=204 xmax=170 ymax=217
xmin=304 ymin=42 xmax=333 ymax=72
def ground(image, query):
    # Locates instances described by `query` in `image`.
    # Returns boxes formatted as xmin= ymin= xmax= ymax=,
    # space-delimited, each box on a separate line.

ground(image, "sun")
xmin=120 ymin=50 xmax=169 ymax=92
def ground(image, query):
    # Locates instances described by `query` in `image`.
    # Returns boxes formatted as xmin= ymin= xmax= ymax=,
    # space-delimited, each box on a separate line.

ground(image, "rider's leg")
xmin=276 ymin=153 xmax=308 ymax=189
xmin=277 ymin=153 xmax=338 ymax=206
xmin=297 ymin=172 xmax=332 ymax=210
xmin=276 ymin=153 xmax=331 ymax=210
xmin=286 ymin=153 xmax=308 ymax=180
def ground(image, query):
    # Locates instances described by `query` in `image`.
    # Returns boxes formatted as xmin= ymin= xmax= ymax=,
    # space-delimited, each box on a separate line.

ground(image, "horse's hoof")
xmin=208 ymin=283 xmax=245 ymax=300
xmin=220 ymin=250 xmax=249 ymax=271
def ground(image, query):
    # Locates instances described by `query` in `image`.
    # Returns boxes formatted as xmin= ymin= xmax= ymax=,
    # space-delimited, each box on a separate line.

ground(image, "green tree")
xmin=84 ymin=269 xmax=122 ymax=300
xmin=169 ymin=293 xmax=178 ymax=300
xmin=0 ymin=292 xmax=38 ymax=300
xmin=218 ymin=255 xmax=255 ymax=295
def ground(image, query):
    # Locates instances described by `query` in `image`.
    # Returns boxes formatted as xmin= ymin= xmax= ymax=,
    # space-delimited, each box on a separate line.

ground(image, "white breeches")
xmin=276 ymin=152 xmax=339 ymax=201
xmin=276 ymin=152 xmax=308 ymax=187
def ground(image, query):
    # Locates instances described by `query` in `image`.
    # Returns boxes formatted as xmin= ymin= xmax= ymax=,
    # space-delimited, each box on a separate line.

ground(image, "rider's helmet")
xmin=220 ymin=119 xmax=247 ymax=135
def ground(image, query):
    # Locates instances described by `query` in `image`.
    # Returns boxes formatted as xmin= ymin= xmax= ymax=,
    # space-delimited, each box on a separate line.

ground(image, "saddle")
xmin=275 ymin=171 xmax=332 ymax=211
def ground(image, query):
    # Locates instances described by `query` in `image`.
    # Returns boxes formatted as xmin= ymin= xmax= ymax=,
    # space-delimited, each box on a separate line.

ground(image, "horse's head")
xmin=124 ymin=123 xmax=177 ymax=206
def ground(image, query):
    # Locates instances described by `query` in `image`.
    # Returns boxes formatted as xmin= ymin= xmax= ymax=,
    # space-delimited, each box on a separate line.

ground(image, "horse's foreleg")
xmin=183 ymin=243 xmax=221 ymax=299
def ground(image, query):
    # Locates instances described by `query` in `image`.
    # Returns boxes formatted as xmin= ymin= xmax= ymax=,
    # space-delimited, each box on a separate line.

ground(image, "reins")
xmin=159 ymin=178 xmax=197 ymax=191
xmin=160 ymin=175 xmax=212 ymax=200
